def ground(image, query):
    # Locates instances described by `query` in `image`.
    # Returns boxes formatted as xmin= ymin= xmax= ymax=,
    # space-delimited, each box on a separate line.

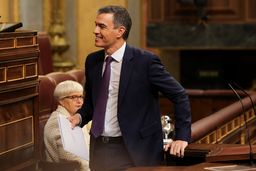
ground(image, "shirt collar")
xmin=105 ymin=42 xmax=126 ymax=62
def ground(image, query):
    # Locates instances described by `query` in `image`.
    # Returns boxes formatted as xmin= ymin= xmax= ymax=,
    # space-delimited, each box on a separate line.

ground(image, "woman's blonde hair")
xmin=54 ymin=80 xmax=83 ymax=100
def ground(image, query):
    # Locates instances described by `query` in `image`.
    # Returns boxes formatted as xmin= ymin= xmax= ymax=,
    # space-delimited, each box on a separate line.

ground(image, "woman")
xmin=44 ymin=80 xmax=90 ymax=171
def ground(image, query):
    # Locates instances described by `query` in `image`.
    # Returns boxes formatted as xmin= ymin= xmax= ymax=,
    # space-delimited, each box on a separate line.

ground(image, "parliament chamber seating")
xmin=38 ymin=32 xmax=53 ymax=75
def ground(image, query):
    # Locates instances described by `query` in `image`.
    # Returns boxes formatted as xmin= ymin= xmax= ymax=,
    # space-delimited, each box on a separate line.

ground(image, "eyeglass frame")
xmin=62 ymin=95 xmax=84 ymax=101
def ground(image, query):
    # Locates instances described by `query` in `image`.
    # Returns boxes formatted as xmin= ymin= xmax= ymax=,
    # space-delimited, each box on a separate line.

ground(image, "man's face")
xmin=94 ymin=13 xmax=122 ymax=51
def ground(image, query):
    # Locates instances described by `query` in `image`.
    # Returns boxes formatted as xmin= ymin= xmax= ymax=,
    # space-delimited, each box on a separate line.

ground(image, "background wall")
xmin=76 ymin=0 xmax=127 ymax=68
xmin=0 ymin=0 xmax=19 ymax=22
xmin=0 ymin=0 xmax=143 ymax=69
xmin=19 ymin=0 xmax=43 ymax=31
xmin=0 ymin=0 xmax=178 ymax=82
xmin=127 ymin=0 xmax=141 ymax=47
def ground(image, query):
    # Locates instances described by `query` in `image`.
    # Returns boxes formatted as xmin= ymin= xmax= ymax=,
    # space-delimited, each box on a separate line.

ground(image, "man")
xmin=71 ymin=5 xmax=191 ymax=171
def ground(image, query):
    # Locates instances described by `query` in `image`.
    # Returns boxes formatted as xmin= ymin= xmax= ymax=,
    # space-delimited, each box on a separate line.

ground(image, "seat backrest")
xmin=38 ymin=75 xmax=56 ymax=160
xmin=38 ymin=32 xmax=53 ymax=75
xmin=46 ymin=72 xmax=77 ymax=110
xmin=46 ymin=72 xmax=77 ymax=85
xmin=66 ymin=69 xmax=85 ymax=85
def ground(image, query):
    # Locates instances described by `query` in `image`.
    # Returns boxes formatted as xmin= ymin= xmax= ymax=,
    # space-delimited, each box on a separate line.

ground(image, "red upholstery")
xmin=46 ymin=72 xmax=77 ymax=84
xmin=38 ymin=32 xmax=53 ymax=75
xmin=66 ymin=69 xmax=85 ymax=85
xmin=38 ymin=75 xmax=56 ymax=116
xmin=38 ymin=75 xmax=56 ymax=160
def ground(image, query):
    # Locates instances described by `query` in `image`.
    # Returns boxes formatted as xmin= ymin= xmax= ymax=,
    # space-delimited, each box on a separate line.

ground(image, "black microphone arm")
xmin=228 ymin=83 xmax=254 ymax=166
xmin=232 ymin=82 xmax=256 ymax=117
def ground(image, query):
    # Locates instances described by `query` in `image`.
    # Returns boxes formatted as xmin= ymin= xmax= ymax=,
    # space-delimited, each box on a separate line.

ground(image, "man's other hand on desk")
xmin=164 ymin=140 xmax=188 ymax=158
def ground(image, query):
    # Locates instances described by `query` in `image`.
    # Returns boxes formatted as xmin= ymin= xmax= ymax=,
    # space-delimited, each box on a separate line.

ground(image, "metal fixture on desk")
xmin=161 ymin=115 xmax=175 ymax=145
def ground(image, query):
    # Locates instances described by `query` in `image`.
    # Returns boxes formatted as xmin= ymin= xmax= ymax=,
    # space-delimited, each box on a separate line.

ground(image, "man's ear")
xmin=117 ymin=26 xmax=126 ymax=38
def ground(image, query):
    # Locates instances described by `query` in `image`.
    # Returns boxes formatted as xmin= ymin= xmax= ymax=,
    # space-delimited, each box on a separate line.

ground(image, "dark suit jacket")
xmin=79 ymin=45 xmax=191 ymax=166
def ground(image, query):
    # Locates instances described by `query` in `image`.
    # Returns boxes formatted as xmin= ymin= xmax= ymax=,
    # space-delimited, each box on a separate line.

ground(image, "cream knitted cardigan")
xmin=44 ymin=105 xmax=90 ymax=171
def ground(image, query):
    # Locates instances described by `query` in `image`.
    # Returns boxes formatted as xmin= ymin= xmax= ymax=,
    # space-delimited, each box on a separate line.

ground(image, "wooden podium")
xmin=128 ymin=144 xmax=256 ymax=171
xmin=0 ymin=31 xmax=39 ymax=170
xmin=185 ymin=143 xmax=256 ymax=163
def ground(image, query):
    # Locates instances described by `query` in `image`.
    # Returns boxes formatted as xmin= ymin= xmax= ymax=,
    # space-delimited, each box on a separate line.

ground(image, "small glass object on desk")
xmin=161 ymin=115 xmax=175 ymax=145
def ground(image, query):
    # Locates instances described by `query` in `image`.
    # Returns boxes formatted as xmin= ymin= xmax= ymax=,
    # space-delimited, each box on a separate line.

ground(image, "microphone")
xmin=231 ymin=82 xmax=256 ymax=118
xmin=228 ymin=83 xmax=254 ymax=166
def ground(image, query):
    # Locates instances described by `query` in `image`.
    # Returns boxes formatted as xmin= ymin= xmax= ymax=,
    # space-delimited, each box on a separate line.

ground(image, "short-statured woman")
xmin=44 ymin=80 xmax=90 ymax=171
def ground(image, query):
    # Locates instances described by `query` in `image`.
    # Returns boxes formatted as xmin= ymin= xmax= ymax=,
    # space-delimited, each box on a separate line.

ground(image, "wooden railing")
xmin=191 ymin=93 xmax=256 ymax=144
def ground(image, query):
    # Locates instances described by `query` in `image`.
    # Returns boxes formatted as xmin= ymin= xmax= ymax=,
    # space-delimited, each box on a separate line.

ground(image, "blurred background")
xmin=1 ymin=0 xmax=256 ymax=90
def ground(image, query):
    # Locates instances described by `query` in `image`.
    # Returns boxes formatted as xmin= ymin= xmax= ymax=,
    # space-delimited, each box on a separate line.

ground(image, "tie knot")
xmin=105 ymin=56 xmax=113 ymax=64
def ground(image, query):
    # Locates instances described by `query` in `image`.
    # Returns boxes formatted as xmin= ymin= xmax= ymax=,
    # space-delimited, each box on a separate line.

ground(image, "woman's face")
xmin=59 ymin=92 xmax=84 ymax=115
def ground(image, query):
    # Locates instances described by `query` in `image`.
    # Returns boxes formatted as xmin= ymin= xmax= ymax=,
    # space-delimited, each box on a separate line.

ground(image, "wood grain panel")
xmin=0 ymin=99 xmax=33 ymax=124
xmin=0 ymin=31 xmax=39 ymax=170
xmin=246 ymin=0 xmax=256 ymax=22
xmin=0 ymin=38 xmax=14 ymax=49
xmin=0 ymin=116 xmax=33 ymax=155
xmin=147 ymin=0 xmax=253 ymax=23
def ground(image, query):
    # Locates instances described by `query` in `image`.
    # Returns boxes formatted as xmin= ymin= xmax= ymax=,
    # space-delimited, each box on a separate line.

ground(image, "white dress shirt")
xmin=102 ymin=42 xmax=126 ymax=137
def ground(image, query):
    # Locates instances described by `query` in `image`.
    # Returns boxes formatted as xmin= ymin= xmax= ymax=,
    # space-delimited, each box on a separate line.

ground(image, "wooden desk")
xmin=0 ymin=31 xmax=39 ymax=170
xmin=128 ymin=144 xmax=256 ymax=171
xmin=127 ymin=162 xmax=256 ymax=171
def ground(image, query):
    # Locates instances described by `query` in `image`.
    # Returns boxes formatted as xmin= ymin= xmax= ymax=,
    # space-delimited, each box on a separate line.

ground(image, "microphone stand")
xmin=228 ymin=83 xmax=255 ymax=166
xmin=232 ymin=82 xmax=256 ymax=118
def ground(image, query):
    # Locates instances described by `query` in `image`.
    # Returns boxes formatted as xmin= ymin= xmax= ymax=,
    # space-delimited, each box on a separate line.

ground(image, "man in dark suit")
xmin=71 ymin=5 xmax=191 ymax=171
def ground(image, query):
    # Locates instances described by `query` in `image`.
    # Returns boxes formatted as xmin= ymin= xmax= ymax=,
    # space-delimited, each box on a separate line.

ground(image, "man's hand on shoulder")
xmin=164 ymin=140 xmax=188 ymax=158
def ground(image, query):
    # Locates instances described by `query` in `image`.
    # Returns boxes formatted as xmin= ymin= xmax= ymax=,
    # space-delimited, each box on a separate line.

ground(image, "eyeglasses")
xmin=63 ymin=95 xmax=84 ymax=101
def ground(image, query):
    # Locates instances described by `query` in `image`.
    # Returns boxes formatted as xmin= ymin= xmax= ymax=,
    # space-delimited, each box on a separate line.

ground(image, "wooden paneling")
xmin=147 ymin=0 xmax=164 ymax=22
xmin=146 ymin=0 xmax=255 ymax=23
xmin=0 ymin=31 xmax=39 ymax=170
xmin=246 ymin=0 xmax=256 ymax=22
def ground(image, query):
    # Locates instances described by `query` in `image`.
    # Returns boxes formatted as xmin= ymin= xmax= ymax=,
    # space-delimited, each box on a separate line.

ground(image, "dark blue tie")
xmin=92 ymin=56 xmax=113 ymax=138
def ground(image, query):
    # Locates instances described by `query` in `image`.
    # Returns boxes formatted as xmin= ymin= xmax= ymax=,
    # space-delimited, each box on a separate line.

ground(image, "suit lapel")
xmin=118 ymin=45 xmax=134 ymax=107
